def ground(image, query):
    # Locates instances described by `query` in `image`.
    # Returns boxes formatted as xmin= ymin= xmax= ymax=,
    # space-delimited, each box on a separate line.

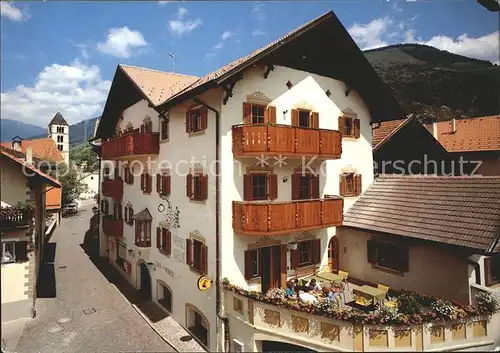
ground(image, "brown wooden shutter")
xmin=140 ymin=124 xmax=145 ymax=133
xmin=398 ymin=246 xmax=409 ymax=273
xmin=15 ymin=241 xmax=28 ymax=262
xmin=186 ymin=238 xmax=192 ymax=265
xmin=140 ymin=173 xmax=145 ymax=191
xmin=162 ymin=175 xmax=170 ymax=195
xmin=130 ymin=170 xmax=134 ymax=184
xmin=291 ymin=109 xmax=299 ymax=126
xmin=147 ymin=174 xmax=152 ymax=193
xmin=354 ymin=118 xmax=361 ymax=138
xmin=156 ymin=227 xmax=161 ymax=248
xmin=166 ymin=230 xmax=171 ymax=255
xmin=243 ymin=174 xmax=253 ymax=201
xmin=338 ymin=116 xmax=345 ymax=136
xmin=244 ymin=250 xmax=253 ymax=280
xmin=484 ymin=257 xmax=492 ymax=286
xmin=124 ymin=207 xmax=128 ymax=223
xmin=201 ymin=174 xmax=208 ymax=200
xmin=290 ymin=249 xmax=299 ymax=270
xmin=311 ymin=112 xmax=319 ymax=129
xmin=268 ymin=105 xmax=277 ymax=125
xmin=311 ymin=174 xmax=320 ymax=199
xmin=312 ymin=239 xmax=321 ymax=264
xmin=367 ymin=240 xmax=376 ymax=264
xmin=161 ymin=119 xmax=168 ymax=139
xmin=118 ymin=205 xmax=123 ymax=220
xmin=201 ymin=244 xmax=208 ymax=275
xmin=185 ymin=110 xmax=191 ymax=133
xmin=269 ymin=174 xmax=278 ymax=200
xmin=186 ymin=174 xmax=193 ymax=198
xmin=243 ymin=102 xmax=252 ymax=125
xmin=281 ymin=245 xmax=287 ymax=274
xmin=129 ymin=208 xmax=134 ymax=224
xmin=201 ymin=106 xmax=208 ymax=130
xmin=339 ymin=174 xmax=347 ymax=196
xmin=291 ymin=173 xmax=301 ymax=200
xmin=354 ymin=174 xmax=362 ymax=195
xmin=135 ymin=222 xmax=139 ymax=244
xmin=156 ymin=173 xmax=161 ymax=193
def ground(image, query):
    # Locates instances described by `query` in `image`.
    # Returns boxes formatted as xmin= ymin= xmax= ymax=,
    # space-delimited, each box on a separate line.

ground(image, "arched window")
xmin=186 ymin=304 xmax=209 ymax=348
xmin=157 ymin=281 xmax=172 ymax=313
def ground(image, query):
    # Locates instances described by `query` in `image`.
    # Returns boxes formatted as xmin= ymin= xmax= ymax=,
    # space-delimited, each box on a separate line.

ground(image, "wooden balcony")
xmin=0 ymin=207 xmax=31 ymax=231
xmin=232 ymin=124 xmax=342 ymax=159
xmin=101 ymin=132 xmax=159 ymax=160
xmin=102 ymin=179 xmax=123 ymax=201
xmin=232 ymin=197 xmax=343 ymax=236
xmin=102 ymin=215 xmax=123 ymax=237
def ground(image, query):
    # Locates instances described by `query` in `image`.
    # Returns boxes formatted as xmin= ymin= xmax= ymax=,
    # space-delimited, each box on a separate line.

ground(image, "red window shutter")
xmin=244 ymin=250 xmax=253 ymax=280
xmin=268 ymin=105 xmax=277 ymax=125
xmin=201 ymin=106 xmax=208 ymax=130
xmin=161 ymin=119 xmax=168 ymax=139
xmin=312 ymin=239 xmax=321 ymax=264
xmin=201 ymin=245 xmax=208 ymax=275
xmin=339 ymin=174 xmax=347 ymax=196
xmin=338 ymin=116 xmax=345 ymax=136
xmin=165 ymin=175 xmax=171 ymax=195
xmin=311 ymin=112 xmax=319 ymax=129
xmin=185 ymin=110 xmax=191 ymax=133
xmin=281 ymin=245 xmax=287 ymax=274
xmin=201 ymin=174 xmax=208 ymax=200
xmin=156 ymin=173 xmax=161 ymax=193
xmin=140 ymin=173 xmax=145 ymax=191
xmin=129 ymin=208 xmax=134 ymax=224
xmin=354 ymin=118 xmax=361 ymax=138
xmin=484 ymin=257 xmax=493 ymax=286
xmin=161 ymin=229 xmax=167 ymax=252
xmin=156 ymin=227 xmax=161 ymax=249
xmin=186 ymin=174 xmax=193 ymax=198
xmin=118 ymin=205 xmax=122 ymax=220
xmin=367 ymin=240 xmax=376 ymax=264
xmin=130 ymin=169 xmax=134 ymax=184
xmin=243 ymin=102 xmax=252 ymax=125
xmin=186 ymin=238 xmax=192 ymax=265
xmin=290 ymin=249 xmax=299 ymax=270
xmin=311 ymin=174 xmax=320 ymax=199
xmin=268 ymin=174 xmax=278 ymax=200
xmin=291 ymin=109 xmax=299 ymax=126
xmin=243 ymin=174 xmax=253 ymax=201
xmin=166 ymin=230 xmax=172 ymax=255
xmin=291 ymin=173 xmax=301 ymax=200
xmin=140 ymin=124 xmax=145 ymax=133
xmin=354 ymin=174 xmax=362 ymax=195
xmin=148 ymin=174 xmax=153 ymax=193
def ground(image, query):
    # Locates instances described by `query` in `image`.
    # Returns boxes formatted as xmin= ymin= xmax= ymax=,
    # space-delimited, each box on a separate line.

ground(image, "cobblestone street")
xmin=6 ymin=202 xmax=174 ymax=353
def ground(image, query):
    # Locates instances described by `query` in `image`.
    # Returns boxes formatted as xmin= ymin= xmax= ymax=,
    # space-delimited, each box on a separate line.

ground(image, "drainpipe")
xmin=191 ymin=97 xmax=229 ymax=352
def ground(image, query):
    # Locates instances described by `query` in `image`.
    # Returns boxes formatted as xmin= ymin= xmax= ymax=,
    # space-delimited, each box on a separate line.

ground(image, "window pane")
xmin=299 ymin=176 xmax=310 ymax=199
xmin=1 ymin=242 xmax=15 ymax=264
xmin=376 ymin=242 xmax=400 ymax=271
xmin=252 ymin=175 xmax=267 ymax=199
xmin=345 ymin=118 xmax=353 ymax=136
xmin=194 ymin=176 xmax=202 ymax=198
xmin=190 ymin=109 xmax=202 ymax=131
xmin=251 ymin=249 xmax=260 ymax=277
xmin=298 ymin=241 xmax=312 ymax=266
xmin=345 ymin=173 xmax=354 ymax=194
xmin=251 ymin=105 xmax=265 ymax=124
xmin=299 ymin=111 xmax=310 ymax=128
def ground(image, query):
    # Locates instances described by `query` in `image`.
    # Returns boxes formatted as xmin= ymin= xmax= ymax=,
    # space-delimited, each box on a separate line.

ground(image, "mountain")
xmin=364 ymin=44 xmax=500 ymax=120
xmin=28 ymin=117 xmax=100 ymax=147
xmin=0 ymin=119 xmax=46 ymax=142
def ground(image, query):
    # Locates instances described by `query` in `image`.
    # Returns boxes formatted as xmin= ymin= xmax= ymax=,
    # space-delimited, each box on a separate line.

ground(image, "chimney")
xmin=12 ymin=139 xmax=22 ymax=151
xmin=451 ymin=118 xmax=457 ymax=133
xmin=432 ymin=122 xmax=438 ymax=138
xmin=25 ymin=147 xmax=33 ymax=165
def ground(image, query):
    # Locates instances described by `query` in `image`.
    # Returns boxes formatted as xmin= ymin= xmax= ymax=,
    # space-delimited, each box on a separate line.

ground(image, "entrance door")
xmin=328 ymin=237 xmax=339 ymax=272
xmin=139 ymin=262 xmax=152 ymax=301
xmin=260 ymin=246 xmax=282 ymax=293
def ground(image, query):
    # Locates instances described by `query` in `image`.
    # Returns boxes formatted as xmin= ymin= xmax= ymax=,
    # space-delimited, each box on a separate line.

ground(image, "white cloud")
xmin=213 ymin=42 xmax=223 ymax=50
xmin=1 ymin=60 xmax=111 ymax=126
xmin=96 ymin=27 xmax=147 ymax=58
xmin=252 ymin=29 xmax=266 ymax=37
xmin=158 ymin=1 xmax=171 ymax=4
xmin=1 ymin=1 xmax=29 ymax=21
xmin=168 ymin=7 xmax=201 ymax=36
xmin=392 ymin=2 xmax=403 ymax=12
xmin=252 ymin=3 xmax=266 ymax=20
xmin=221 ymin=30 xmax=234 ymax=41
xmin=421 ymin=32 xmax=499 ymax=62
xmin=348 ymin=17 xmax=393 ymax=50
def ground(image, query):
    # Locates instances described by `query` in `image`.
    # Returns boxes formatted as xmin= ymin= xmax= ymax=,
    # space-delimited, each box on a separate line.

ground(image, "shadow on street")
xmin=37 ymin=243 xmax=56 ymax=298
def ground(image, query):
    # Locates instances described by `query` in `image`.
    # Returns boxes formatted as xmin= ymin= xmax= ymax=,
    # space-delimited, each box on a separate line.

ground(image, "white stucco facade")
xmin=79 ymin=172 xmax=99 ymax=200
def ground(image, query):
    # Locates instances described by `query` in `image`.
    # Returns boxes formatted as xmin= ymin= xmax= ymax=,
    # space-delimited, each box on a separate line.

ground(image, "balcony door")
xmin=328 ymin=237 xmax=339 ymax=272
xmin=260 ymin=245 xmax=282 ymax=294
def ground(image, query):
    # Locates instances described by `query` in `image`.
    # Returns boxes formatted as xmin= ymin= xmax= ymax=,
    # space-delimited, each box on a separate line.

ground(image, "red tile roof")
xmin=343 ymin=175 xmax=500 ymax=253
xmin=429 ymin=115 xmax=500 ymax=153
xmin=1 ymin=150 xmax=61 ymax=187
xmin=372 ymin=118 xmax=410 ymax=150
xmin=0 ymin=138 xmax=64 ymax=162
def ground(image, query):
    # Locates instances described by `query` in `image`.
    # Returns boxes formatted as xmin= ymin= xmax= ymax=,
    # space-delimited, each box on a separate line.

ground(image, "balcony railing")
xmin=102 ymin=215 xmax=123 ymax=237
xmin=0 ymin=207 xmax=31 ymax=230
xmin=232 ymin=124 xmax=342 ymax=159
xmin=102 ymin=179 xmax=123 ymax=201
xmin=101 ymin=131 xmax=159 ymax=159
xmin=232 ymin=197 xmax=343 ymax=236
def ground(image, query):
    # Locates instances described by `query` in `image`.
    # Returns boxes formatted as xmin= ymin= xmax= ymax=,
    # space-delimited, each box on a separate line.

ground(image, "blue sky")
xmin=1 ymin=0 xmax=498 ymax=127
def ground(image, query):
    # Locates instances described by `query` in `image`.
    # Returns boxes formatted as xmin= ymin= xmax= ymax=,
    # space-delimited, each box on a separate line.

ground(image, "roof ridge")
xmin=434 ymin=115 xmax=500 ymax=124
xmin=119 ymin=64 xmax=199 ymax=79
xmin=377 ymin=174 xmax=500 ymax=180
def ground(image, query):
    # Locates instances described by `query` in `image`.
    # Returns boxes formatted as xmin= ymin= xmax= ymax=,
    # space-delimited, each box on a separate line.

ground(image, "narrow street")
xmin=7 ymin=202 xmax=175 ymax=353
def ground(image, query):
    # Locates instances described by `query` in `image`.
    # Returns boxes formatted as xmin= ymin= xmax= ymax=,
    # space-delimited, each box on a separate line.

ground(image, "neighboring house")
xmin=1 ymin=149 xmax=61 ymax=322
xmin=372 ymin=115 xmax=453 ymax=175
xmin=79 ymin=170 xmax=99 ymax=200
xmin=93 ymin=11 xmax=404 ymax=352
xmin=424 ymin=115 xmax=500 ymax=176
xmin=47 ymin=112 xmax=70 ymax=165
xmin=340 ymin=175 xmax=500 ymax=305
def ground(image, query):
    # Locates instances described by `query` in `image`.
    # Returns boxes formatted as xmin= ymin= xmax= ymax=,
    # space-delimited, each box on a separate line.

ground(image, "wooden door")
xmin=328 ymin=237 xmax=339 ymax=271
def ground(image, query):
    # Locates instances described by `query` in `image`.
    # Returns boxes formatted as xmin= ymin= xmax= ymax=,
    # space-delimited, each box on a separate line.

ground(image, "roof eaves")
xmin=373 ymin=115 xmax=413 ymax=152
xmin=118 ymin=65 xmax=158 ymax=109
xmin=1 ymin=151 xmax=61 ymax=187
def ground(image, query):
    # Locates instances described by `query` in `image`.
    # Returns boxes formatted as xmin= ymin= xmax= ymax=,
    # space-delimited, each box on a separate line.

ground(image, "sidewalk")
xmin=86 ymin=254 xmax=205 ymax=352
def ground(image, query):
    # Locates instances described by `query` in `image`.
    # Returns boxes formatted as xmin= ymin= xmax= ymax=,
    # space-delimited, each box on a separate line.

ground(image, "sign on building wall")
xmin=172 ymin=235 xmax=185 ymax=263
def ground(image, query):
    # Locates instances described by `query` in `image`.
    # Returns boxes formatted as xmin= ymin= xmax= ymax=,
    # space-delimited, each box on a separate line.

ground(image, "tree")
xmin=50 ymin=164 xmax=87 ymax=206
xmin=69 ymin=143 xmax=99 ymax=172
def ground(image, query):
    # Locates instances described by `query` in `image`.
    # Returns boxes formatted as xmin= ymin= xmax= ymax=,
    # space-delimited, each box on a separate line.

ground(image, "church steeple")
xmin=48 ymin=112 xmax=69 ymax=164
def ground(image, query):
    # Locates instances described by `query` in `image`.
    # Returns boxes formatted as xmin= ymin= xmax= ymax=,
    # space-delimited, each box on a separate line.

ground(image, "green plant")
xmin=475 ymin=291 xmax=500 ymax=315
xmin=397 ymin=291 xmax=422 ymax=315
xmin=431 ymin=299 xmax=458 ymax=320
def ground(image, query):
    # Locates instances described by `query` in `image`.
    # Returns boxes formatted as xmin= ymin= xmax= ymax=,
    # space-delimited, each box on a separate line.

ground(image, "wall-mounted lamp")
xmin=146 ymin=262 xmax=157 ymax=271
xmin=282 ymin=176 xmax=288 ymax=183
